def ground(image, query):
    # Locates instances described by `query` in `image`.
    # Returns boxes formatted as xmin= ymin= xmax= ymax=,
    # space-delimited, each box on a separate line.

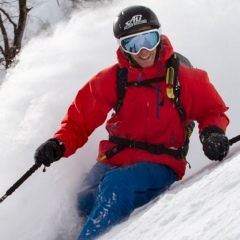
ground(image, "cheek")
xmin=130 ymin=55 xmax=137 ymax=62
xmin=152 ymin=49 xmax=157 ymax=59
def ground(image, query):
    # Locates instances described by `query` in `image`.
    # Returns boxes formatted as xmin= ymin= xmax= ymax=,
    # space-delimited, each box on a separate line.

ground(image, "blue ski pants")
xmin=77 ymin=161 xmax=177 ymax=240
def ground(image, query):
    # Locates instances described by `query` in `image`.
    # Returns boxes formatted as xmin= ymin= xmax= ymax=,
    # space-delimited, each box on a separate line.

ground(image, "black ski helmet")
xmin=113 ymin=5 xmax=161 ymax=39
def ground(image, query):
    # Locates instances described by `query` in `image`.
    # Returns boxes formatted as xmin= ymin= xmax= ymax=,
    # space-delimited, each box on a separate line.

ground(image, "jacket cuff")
xmin=47 ymin=138 xmax=65 ymax=156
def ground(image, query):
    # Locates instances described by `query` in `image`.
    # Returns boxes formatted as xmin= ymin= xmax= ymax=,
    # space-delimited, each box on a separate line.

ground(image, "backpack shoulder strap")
xmin=114 ymin=65 xmax=165 ymax=113
xmin=166 ymin=53 xmax=189 ymax=125
xmin=114 ymin=65 xmax=128 ymax=113
xmin=166 ymin=53 xmax=180 ymax=103
xmin=166 ymin=53 xmax=195 ymax=141
xmin=166 ymin=52 xmax=193 ymax=108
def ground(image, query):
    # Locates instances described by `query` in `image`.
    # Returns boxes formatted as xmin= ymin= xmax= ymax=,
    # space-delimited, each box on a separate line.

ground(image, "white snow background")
xmin=0 ymin=0 xmax=240 ymax=239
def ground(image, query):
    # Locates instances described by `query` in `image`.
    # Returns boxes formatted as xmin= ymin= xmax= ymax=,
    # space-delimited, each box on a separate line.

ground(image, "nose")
xmin=138 ymin=48 xmax=150 ymax=55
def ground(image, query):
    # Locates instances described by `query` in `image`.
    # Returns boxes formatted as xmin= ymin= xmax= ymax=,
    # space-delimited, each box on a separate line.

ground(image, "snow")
xmin=0 ymin=0 xmax=240 ymax=239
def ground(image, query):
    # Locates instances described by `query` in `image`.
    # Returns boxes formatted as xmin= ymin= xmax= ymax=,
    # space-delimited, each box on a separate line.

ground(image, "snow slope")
xmin=100 ymin=146 xmax=240 ymax=240
xmin=0 ymin=0 xmax=240 ymax=239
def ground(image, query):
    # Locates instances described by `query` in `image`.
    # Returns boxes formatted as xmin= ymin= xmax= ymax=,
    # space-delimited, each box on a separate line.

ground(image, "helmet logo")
xmin=124 ymin=15 xmax=147 ymax=30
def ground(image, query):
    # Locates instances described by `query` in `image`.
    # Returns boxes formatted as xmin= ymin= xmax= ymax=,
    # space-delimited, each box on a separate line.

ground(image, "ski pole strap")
xmin=105 ymin=135 xmax=186 ymax=159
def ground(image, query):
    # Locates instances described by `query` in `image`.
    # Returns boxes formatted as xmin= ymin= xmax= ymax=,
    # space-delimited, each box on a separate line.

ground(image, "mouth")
xmin=139 ymin=54 xmax=151 ymax=61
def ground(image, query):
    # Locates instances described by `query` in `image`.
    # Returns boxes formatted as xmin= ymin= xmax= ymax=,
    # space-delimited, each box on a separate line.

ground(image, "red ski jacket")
xmin=54 ymin=35 xmax=229 ymax=180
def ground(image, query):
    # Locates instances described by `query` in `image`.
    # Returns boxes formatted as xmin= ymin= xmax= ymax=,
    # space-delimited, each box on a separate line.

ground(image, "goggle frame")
xmin=117 ymin=28 xmax=162 ymax=55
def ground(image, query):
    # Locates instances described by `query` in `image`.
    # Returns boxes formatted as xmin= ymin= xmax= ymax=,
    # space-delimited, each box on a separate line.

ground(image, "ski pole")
xmin=229 ymin=135 xmax=240 ymax=146
xmin=0 ymin=164 xmax=40 ymax=204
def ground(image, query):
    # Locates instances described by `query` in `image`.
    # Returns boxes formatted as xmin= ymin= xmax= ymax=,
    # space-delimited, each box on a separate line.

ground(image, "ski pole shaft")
xmin=0 ymin=164 xmax=40 ymax=204
xmin=229 ymin=135 xmax=240 ymax=146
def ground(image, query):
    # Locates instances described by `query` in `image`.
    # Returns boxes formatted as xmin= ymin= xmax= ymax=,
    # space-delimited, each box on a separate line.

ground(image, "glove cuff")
xmin=200 ymin=126 xmax=225 ymax=143
xmin=47 ymin=138 xmax=65 ymax=156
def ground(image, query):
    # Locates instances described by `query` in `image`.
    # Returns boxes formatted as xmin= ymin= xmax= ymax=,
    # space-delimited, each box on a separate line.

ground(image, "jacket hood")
xmin=116 ymin=35 xmax=174 ymax=68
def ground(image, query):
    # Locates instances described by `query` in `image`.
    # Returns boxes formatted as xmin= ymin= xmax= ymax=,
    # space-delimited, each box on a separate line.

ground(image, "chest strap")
xmin=100 ymin=135 xmax=187 ymax=160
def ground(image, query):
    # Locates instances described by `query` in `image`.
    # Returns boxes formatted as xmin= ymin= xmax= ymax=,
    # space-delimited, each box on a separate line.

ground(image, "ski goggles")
xmin=117 ymin=28 xmax=162 ymax=55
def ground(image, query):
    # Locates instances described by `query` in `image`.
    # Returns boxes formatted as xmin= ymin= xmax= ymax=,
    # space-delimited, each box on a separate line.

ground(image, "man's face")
xmin=130 ymin=44 xmax=157 ymax=68
xmin=124 ymin=26 xmax=158 ymax=68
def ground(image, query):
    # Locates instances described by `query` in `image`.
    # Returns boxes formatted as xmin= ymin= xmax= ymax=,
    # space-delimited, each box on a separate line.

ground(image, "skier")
xmin=34 ymin=5 xmax=230 ymax=239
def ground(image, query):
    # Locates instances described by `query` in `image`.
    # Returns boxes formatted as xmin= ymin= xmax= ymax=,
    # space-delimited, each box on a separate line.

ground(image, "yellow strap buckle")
xmin=166 ymin=66 xmax=175 ymax=99
xmin=100 ymin=155 xmax=107 ymax=161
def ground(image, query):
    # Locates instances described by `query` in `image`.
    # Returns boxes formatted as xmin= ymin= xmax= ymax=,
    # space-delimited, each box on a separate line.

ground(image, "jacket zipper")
xmin=156 ymin=85 xmax=160 ymax=118
xmin=138 ymin=69 xmax=149 ymax=142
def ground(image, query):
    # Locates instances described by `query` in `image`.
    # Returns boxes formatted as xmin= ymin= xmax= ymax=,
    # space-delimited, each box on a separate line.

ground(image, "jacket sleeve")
xmin=54 ymin=65 xmax=117 ymax=157
xmin=179 ymin=65 xmax=229 ymax=134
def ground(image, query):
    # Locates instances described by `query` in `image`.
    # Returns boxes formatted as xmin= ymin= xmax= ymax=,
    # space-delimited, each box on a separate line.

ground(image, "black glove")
xmin=34 ymin=138 xmax=65 ymax=167
xmin=200 ymin=126 xmax=229 ymax=161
